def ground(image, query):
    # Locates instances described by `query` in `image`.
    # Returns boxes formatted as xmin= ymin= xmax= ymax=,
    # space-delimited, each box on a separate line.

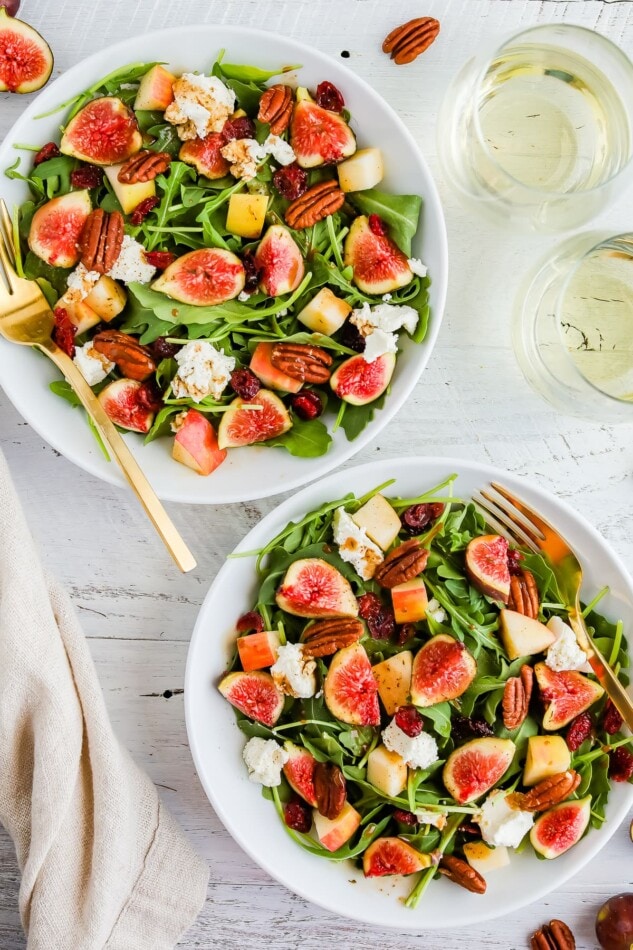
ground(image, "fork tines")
xmin=473 ymin=485 xmax=542 ymax=553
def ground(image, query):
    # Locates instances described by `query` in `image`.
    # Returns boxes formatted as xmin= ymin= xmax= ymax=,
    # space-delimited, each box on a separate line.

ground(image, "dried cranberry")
xmin=338 ymin=320 xmax=365 ymax=353
xmin=130 ymin=196 xmax=159 ymax=226
xmin=145 ymin=250 xmax=177 ymax=271
xmin=402 ymin=502 xmax=445 ymax=535
xmin=290 ymin=390 xmax=323 ymax=421
xmin=451 ymin=715 xmax=494 ymax=740
xmin=241 ymin=249 xmax=262 ymax=292
xmin=151 ymin=336 xmax=180 ymax=360
xmin=393 ymin=809 xmax=418 ymax=826
xmin=459 ymin=821 xmax=481 ymax=837
xmin=394 ymin=705 xmax=424 ymax=738
xmin=236 ymin=610 xmax=264 ymax=634
xmin=609 ymin=746 xmax=633 ymax=782
xmin=566 ymin=711 xmax=593 ymax=751
xmin=222 ymin=116 xmax=256 ymax=141
xmin=33 ymin=142 xmax=60 ymax=166
xmin=368 ymin=214 xmax=387 ymax=236
xmin=273 ymin=163 xmax=308 ymax=200
xmin=603 ymin=700 xmax=624 ymax=736
xmin=395 ymin=623 xmax=416 ymax=645
xmin=357 ymin=592 xmax=382 ymax=620
xmin=52 ymin=307 xmax=76 ymax=358
xmin=368 ymin=606 xmax=396 ymax=640
xmin=70 ymin=164 xmax=103 ymax=190
xmin=507 ymin=549 xmax=524 ymax=576
xmin=284 ymin=797 xmax=312 ymax=832
xmin=137 ymin=381 xmax=163 ymax=412
xmin=315 ymin=80 xmax=345 ymax=113
xmin=231 ymin=369 xmax=261 ymax=400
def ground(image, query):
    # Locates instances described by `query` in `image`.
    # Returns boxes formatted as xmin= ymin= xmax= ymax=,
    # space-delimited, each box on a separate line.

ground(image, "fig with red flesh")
xmin=249 ymin=342 xmax=302 ymax=394
xmin=443 ymin=737 xmax=515 ymax=804
xmin=217 ymin=389 xmax=292 ymax=449
xmin=61 ymin=96 xmax=143 ymax=166
xmin=290 ymin=88 xmax=356 ymax=168
xmin=324 ymin=642 xmax=380 ymax=726
xmin=343 ymin=215 xmax=413 ymax=295
xmin=0 ymin=8 xmax=52 ymax=93
xmin=172 ymin=408 xmax=226 ymax=476
xmin=534 ymin=662 xmax=604 ymax=730
xmin=330 ymin=352 xmax=395 ymax=406
xmin=254 ymin=225 xmax=305 ymax=297
xmin=363 ymin=837 xmax=434 ymax=877
xmin=465 ymin=534 xmax=511 ymax=603
xmin=529 ymin=795 xmax=591 ymax=858
xmin=179 ymin=133 xmax=230 ymax=179
xmin=410 ymin=634 xmax=477 ymax=706
xmin=596 ymin=893 xmax=633 ymax=950
xmin=97 ymin=379 xmax=155 ymax=434
xmin=152 ymin=248 xmax=245 ymax=306
xmin=282 ymin=741 xmax=318 ymax=806
xmin=275 ymin=557 xmax=358 ymax=619
xmin=218 ymin=670 xmax=284 ymax=727
xmin=28 ymin=190 xmax=91 ymax=267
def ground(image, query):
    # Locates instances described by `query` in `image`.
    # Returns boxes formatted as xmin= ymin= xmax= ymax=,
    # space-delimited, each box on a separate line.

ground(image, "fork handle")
xmin=40 ymin=340 xmax=196 ymax=574
xmin=568 ymin=608 xmax=633 ymax=733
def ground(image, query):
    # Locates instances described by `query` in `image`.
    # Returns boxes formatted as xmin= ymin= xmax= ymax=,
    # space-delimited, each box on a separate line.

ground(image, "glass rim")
xmin=553 ymin=230 xmax=633 ymax=409
xmin=471 ymin=22 xmax=633 ymax=199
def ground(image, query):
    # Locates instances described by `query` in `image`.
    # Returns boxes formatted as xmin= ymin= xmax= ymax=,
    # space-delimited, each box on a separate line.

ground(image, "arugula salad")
xmin=6 ymin=56 xmax=430 ymax=474
xmin=217 ymin=476 xmax=632 ymax=907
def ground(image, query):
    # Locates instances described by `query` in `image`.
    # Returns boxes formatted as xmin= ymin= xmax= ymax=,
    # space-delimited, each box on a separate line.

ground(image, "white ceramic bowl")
xmin=185 ymin=457 xmax=633 ymax=929
xmin=0 ymin=26 xmax=447 ymax=503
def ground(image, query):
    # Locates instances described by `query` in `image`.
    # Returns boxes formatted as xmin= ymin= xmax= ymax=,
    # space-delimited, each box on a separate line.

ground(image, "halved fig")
xmin=179 ymin=132 xmax=230 ymax=179
xmin=275 ymin=557 xmax=358 ymax=619
xmin=410 ymin=634 xmax=477 ymax=706
xmin=324 ymin=641 xmax=380 ymax=726
xmin=172 ymin=408 xmax=227 ymax=476
xmin=443 ymin=737 xmax=516 ymax=804
xmin=249 ymin=342 xmax=302 ymax=394
xmin=290 ymin=87 xmax=356 ymax=168
xmin=534 ymin=663 xmax=604 ymax=731
xmin=217 ymin=389 xmax=292 ymax=449
xmin=0 ymin=8 xmax=53 ymax=93
xmin=343 ymin=215 xmax=413 ymax=295
xmin=465 ymin=534 xmax=510 ymax=603
xmin=330 ymin=352 xmax=395 ymax=406
xmin=97 ymin=379 xmax=155 ymax=433
xmin=152 ymin=248 xmax=245 ymax=306
xmin=61 ymin=96 xmax=143 ymax=166
xmin=282 ymin=741 xmax=318 ymax=806
xmin=363 ymin=837 xmax=434 ymax=877
xmin=134 ymin=64 xmax=175 ymax=111
xmin=28 ymin=190 xmax=91 ymax=267
xmin=530 ymin=795 xmax=591 ymax=859
xmin=218 ymin=670 xmax=284 ymax=727
xmin=254 ymin=225 xmax=305 ymax=297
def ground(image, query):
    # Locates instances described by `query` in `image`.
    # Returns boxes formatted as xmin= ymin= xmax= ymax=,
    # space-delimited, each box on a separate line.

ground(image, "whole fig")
xmin=596 ymin=893 xmax=633 ymax=950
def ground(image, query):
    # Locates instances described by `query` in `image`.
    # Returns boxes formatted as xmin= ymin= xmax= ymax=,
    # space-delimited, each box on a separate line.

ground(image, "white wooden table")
xmin=1 ymin=0 xmax=632 ymax=946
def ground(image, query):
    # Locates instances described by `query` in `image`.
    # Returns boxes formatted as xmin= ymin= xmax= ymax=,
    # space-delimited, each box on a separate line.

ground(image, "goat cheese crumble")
xmin=165 ymin=73 xmax=236 ymax=140
xmin=263 ymin=134 xmax=296 ymax=166
xmin=427 ymin=597 xmax=446 ymax=624
xmin=350 ymin=302 xmax=419 ymax=364
xmin=107 ymin=236 xmax=156 ymax=284
xmin=73 ymin=342 xmax=115 ymax=386
xmin=545 ymin=617 xmax=588 ymax=672
xmin=382 ymin=718 xmax=439 ymax=770
xmin=271 ymin=642 xmax=317 ymax=699
xmin=220 ymin=137 xmax=266 ymax=180
xmin=407 ymin=257 xmax=428 ymax=278
xmin=414 ymin=809 xmax=447 ymax=830
xmin=476 ymin=790 xmax=533 ymax=848
xmin=172 ymin=340 xmax=235 ymax=402
xmin=332 ymin=507 xmax=383 ymax=580
xmin=242 ymin=737 xmax=289 ymax=787
xmin=66 ymin=263 xmax=100 ymax=300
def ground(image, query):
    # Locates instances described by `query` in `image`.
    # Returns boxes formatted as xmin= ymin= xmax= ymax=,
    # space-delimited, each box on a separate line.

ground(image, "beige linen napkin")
xmin=0 ymin=449 xmax=209 ymax=949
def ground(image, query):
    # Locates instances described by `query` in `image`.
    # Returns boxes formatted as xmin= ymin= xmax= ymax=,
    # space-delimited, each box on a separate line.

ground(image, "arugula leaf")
xmin=348 ymin=189 xmax=423 ymax=256
xmin=23 ymin=252 xmax=71 ymax=296
xmin=217 ymin=62 xmax=301 ymax=83
xmin=337 ymin=393 xmax=386 ymax=442
xmin=262 ymin=417 xmax=332 ymax=458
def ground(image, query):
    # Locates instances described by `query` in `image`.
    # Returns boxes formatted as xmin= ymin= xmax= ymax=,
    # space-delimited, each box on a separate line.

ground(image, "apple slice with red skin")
xmin=134 ymin=64 xmax=175 ymax=111
xmin=391 ymin=578 xmax=428 ymax=624
xmin=254 ymin=225 xmax=305 ymax=297
xmin=283 ymin=741 xmax=318 ymax=806
xmin=250 ymin=342 xmax=302 ymax=394
xmin=363 ymin=837 xmax=434 ymax=877
xmin=330 ymin=352 xmax=395 ymax=406
xmin=0 ymin=8 xmax=53 ymax=93
xmin=97 ymin=379 xmax=155 ymax=434
xmin=530 ymin=795 xmax=591 ymax=859
xmin=152 ymin=248 xmax=245 ymax=306
xmin=465 ymin=534 xmax=511 ymax=603
xmin=410 ymin=634 xmax=477 ymax=706
xmin=61 ymin=96 xmax=143 ymax=165
xmin=171 ymin=408 xmax=227 ymax=476
xmin=534 ymin=662 xmax=604 ymax=730
xmin=236 ymin=630 xmax=280 ymax=672
xmin=324 ymin=641 xmax=380 ymax=726
xmin=443 ymin=737 xmax=516 ymax=804
xmin=28 ymin=190 xmax=91 ymax=268
xmin=343 ymin=215 xmax=413 ymax=295
xmin=275 ymin=557 xmax=358 ymax=619
xmin=313 ymin=801 xmax=360 ymax=851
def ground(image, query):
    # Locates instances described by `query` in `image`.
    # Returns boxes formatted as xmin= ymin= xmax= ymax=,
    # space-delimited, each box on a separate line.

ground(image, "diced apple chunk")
xmin=337 ymin=148 xmax=384 ymax=193
xmin=172 ymin=409 xmax=227 ymax=476
xmin=523 ymin=735 xmax=571 ymax=786
xmin=391 ymin=578 xmax=428 ymax=624
xmin=352 ymin=493 xmax=402 ymax=551
xmin=237 ymin=630 xmax=280 ymax=672
xmin=226 ymin=193 xmax=269 ymax=239
xmin=84 ymin=275 xmax=127 ymax=321
xmin=372 ymin=650 xmax=412 ymax=715
xmin=56 ymin=295 xmax=101 ymax=334
xmin=463 ymin=841 xmax=510 ymax=873
xmin=313 ymin=801 xmax=361 ymax=852
xmin=499 ymin=609 xmax=556 ymax=661
xmin=297 ymin=288 xmax=351 ymax=336
xmin=104 ymin=164 xmax=156 ymax=215
xmin=367 ymin=744 xmax=407 ymax=797
xmin=134 ymin=64 xmax=176 ymax=111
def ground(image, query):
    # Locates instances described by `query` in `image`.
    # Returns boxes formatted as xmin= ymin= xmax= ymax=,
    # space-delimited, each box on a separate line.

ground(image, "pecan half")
xmin=270 ymin=342 xmax=333 ymax=383
xmin=508 ymin=568 xmax=540 ymax=618
xmin=284 ymin=180 xmax=345 ymax=230
xmin=79 ymin=209 xmax=124 ymax=274
xmin=382 ymin=17 xmax=440 ymax=65
xmin=502 ymin=663 xmax=533 ymax=730
xmin=92 ymin=330 xmax=157 ymax=381
xmin=531 ymin=919 xmax=576 ymax=950
xmin=258 ymin=84 xmax=293 ymax=135
xmin=438 ymin=854 xmax=486 ymax=894
xmin=313 ymin=761 xmax=346 ymax=819
xmin=373 ymin=539 xmax=429 ymax=589
xmin=118 ymin=149 xmax=172 ymax=183
xmin=301 ymin=618 xmax=363 ymax=657
xmin=508 ymin=770 xmax=581 ymax=813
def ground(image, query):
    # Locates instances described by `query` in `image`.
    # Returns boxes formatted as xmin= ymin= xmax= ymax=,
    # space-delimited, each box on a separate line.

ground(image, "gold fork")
xmin=0 ymin=199 xmax=196 ymax=573
xmin=474 ymin=481 xmax=633 ymax=732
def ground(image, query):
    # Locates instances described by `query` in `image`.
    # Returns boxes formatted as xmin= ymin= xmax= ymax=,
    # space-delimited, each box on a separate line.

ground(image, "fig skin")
xmin=596 ymin=893 xmax=633 ymax=950
xmin=465 ymin=534 xmax=511 ymax=603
